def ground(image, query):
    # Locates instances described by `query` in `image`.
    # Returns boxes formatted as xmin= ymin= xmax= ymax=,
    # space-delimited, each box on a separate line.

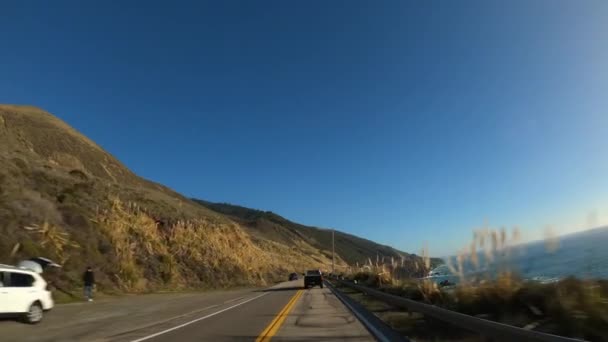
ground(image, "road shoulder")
xmin=273 ymin=283 xmax=376 ymax=341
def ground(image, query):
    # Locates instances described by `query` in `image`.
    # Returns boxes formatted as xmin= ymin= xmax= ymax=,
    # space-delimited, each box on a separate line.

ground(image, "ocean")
xmin=426 ymin=226 xmax=608 ymax=284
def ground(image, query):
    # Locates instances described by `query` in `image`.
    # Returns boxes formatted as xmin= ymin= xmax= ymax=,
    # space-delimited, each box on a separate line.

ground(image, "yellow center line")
xmin=256 ymin=289 xmax=303 ymax=342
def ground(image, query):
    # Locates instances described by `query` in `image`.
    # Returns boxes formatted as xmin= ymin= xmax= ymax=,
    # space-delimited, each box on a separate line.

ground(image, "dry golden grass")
xmin=22 ymin=221 xmax=80 ymax=264
xmin=91 ymin=198 xmax=329 ymax=292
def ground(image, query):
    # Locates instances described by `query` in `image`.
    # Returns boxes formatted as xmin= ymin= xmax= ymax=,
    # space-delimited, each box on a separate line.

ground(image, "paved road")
xmin=273 ymin=284 xmax=374 ymax=341
xmin=0 ymin=280 xmax=376 ymax=342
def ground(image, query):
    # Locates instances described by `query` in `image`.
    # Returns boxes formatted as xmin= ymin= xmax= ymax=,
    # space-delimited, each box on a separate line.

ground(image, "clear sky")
xmin=1 ymin=1 xmax=607 ymax=256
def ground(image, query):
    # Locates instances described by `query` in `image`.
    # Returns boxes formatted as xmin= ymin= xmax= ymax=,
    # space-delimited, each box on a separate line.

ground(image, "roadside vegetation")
xmin=335 ymin=228 xmax=608 ymax=341
xmin=2 ymin=193 xmax=335 ymax=294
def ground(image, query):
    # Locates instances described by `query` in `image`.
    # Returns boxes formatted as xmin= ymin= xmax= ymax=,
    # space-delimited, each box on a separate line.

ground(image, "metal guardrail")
xmin=326 ymin=281 xmax=409 ymax=342
xmin=336 ymin=280 xmax=584 ymax=342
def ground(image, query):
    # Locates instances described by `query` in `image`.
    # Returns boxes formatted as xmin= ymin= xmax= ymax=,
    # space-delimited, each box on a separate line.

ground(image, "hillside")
xmin=0 ymin=104 xmax=430 ymax=294
xmin=193 ymin=201 xmax=441 ymax=271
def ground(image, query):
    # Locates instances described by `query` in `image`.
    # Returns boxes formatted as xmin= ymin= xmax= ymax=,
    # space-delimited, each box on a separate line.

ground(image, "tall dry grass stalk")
xmin=544 ymin=225 xmax=560 ymax=253
xmin=23 ymin=221 xmax=80 ymax=263
xmin=10 ymin=243 xmax=21 ymax=257
xmin=442 ymin=225 xmax=527 ymax=285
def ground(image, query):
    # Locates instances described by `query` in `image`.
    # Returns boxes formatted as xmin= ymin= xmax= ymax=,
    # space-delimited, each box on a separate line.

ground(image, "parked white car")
xmin=0 ymin=263 xmax=54 ymax=323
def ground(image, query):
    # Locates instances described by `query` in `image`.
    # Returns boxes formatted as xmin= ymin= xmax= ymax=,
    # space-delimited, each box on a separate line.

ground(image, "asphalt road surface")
xmin=0 ymin=279 xmax=375 ymax=342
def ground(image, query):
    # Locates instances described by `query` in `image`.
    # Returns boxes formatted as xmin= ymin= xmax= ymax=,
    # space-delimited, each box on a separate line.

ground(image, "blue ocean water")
xmin=427 ymin=227 xmax=608 ymax=284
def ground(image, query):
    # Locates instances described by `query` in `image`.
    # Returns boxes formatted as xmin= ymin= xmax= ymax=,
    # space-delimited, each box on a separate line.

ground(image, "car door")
xmin=0 ymin=271 xmax=14 ymax=313
xmin=3 ymin=271 xmax=36 ymax=313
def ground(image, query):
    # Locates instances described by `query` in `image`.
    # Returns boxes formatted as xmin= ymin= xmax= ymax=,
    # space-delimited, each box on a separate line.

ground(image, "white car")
xmin=0 ymin=263 xmax=54 ymax=323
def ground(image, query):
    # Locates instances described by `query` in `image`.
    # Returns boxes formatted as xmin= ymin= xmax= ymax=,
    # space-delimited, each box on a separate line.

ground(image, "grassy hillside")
xmin=0 ymin=104 xmax=432 ymax=295
xmin=0 ymin=105 xmax=334 ymax=293
xmin=193 ymin=201 xmax=441 ymax=273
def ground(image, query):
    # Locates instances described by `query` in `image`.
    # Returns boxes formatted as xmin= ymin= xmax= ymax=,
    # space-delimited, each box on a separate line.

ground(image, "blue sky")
xmin=1 ymin=1 xmax=607 ymax=255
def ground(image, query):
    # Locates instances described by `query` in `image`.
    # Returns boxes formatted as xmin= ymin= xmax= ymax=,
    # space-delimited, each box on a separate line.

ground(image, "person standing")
xmin=83 ymin=266 xmax=95 ymax=302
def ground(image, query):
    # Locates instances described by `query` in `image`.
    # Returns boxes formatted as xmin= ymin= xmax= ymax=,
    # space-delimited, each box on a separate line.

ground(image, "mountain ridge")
xmin=192 ymin=200 xmax=438 ymax=268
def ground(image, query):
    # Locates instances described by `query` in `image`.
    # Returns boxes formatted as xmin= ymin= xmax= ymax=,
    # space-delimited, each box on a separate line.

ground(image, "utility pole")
xmin=332 ymin=229 xmax=335 ymax=275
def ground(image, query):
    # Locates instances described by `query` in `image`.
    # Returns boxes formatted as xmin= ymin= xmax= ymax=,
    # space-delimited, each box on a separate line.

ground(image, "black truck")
xmin=303 ymin=270 xmax=323 ymax=288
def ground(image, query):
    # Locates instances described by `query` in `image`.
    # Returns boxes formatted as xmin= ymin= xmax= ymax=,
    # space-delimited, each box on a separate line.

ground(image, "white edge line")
xmin=326 ymin=282 xmax=392 ymax=342
xmin=129 ymin=292 xmax=269 ymax=342
xmin=223 ymin=296 xmax=245 ymax=304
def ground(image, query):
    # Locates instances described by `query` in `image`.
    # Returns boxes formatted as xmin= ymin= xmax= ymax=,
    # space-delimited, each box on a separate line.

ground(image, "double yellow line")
xmin=256 ymin=290 xmax=303 ymax=342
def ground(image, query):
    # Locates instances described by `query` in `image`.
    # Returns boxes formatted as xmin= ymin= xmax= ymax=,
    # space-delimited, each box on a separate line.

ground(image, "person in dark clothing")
xmin=83 ymin=267 xmax=95 ymax=302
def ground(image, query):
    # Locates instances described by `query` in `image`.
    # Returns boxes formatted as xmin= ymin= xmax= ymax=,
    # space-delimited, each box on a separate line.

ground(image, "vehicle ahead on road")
xmin=304 ymin=270 xmax=323 ymax=288
xmin=0 ymin=263 xmax=54 ymax=323
xmin=289 ymin=272 xmax=299 ymax=281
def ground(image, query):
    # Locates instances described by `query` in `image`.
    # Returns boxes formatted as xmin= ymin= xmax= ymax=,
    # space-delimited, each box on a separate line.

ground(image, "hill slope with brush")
xmin=193 ymin=200 xmax=437 ymax=269
xmin=0 ymin=104 xmax=427 ymax=294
